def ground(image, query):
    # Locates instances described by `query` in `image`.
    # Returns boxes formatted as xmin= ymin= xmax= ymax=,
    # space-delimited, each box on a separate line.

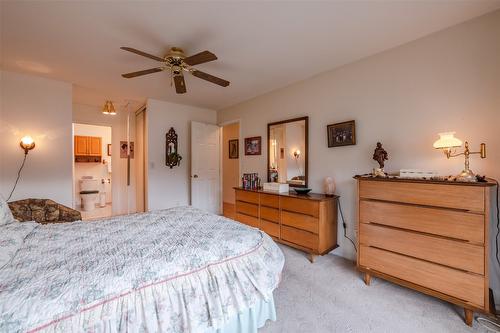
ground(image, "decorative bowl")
xmin=293 ymin=188 xmax=312 ymax=195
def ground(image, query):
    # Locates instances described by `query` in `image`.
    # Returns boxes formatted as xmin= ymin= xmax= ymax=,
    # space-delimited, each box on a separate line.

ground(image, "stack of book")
xmin=242 ymin=173 xmax=260 ymax=190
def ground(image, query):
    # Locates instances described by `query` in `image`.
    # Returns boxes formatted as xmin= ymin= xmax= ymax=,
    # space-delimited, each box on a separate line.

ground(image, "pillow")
xmin=0 ymin=221 xmax=37 ymax=269
xmin=0 ymin=195 xmax=17 ymax=225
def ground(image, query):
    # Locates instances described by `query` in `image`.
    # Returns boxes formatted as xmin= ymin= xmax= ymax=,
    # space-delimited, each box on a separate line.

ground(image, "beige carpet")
xmin=261 ymin=244 xmax=491 ymax=333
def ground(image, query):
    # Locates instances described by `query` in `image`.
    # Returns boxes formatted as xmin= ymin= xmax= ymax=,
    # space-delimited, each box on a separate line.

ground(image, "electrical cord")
xmin=477 ymin=316 xmax=500 ymax=332
xmin=6 ymin=153 xmax=28 ymax=201
xmin=493 ymin=179 xmax=500 ymax=268
xmin=476 ymin=178 xmax=499 ymax=332
xmin=338 ymin=198 xmax=357 ymax=253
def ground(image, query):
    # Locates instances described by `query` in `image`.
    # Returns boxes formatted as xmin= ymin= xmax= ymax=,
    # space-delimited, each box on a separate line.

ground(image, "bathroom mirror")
xmin=267 ymin=116 xmax=308 ymax=188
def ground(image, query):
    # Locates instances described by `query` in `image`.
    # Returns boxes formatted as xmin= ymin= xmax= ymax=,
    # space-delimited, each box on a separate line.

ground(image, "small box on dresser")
xmin=354 ymin=176 xmax=496 ymax=326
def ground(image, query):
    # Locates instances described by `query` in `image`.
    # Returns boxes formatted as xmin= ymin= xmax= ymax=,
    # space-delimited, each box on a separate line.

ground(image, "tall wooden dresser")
xmin=355 ymin=176 xmax=495 ymax=326
xmin=234 ymin=188 xmax=338 ymax=262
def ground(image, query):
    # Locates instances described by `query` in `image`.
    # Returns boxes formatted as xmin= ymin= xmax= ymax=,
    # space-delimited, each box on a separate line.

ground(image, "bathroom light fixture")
xmin=433 ymin=132 xmax=486 ymax=181
xmin=293 ymin=149 xmax=301 ymax=159
xmin=20 ymin=135 xmax=35 ymax=154
xmin=102 ymin=101 xmax=109 ymax=114
xmin=102 ymin=101 xmax=116 ymax=115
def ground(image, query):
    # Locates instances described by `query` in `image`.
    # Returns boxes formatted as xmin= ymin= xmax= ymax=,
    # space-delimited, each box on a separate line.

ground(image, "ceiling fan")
xmin=120 ymin=46 xmax=230 ymax=94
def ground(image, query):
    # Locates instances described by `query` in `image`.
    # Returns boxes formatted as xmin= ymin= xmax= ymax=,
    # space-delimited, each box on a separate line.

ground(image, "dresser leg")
xmin=464 ymin=308 xmax=473 ymax=326
xmin=363 ymin=272 xmax=371 ymax=286
xmin=308 ymin=253 xmax=317 ymax=263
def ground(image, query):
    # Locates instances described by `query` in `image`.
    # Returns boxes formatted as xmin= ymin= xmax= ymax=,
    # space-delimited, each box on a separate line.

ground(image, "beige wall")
xmin=218 ymin=11 xmax=500 ymax=297
xmin=222 ymin=122 xmax=240 ymax=204
xmin=146 ymin=99 xmax=217 ymax=210
xmin=0 ymin=71 xmax=73 ymax=206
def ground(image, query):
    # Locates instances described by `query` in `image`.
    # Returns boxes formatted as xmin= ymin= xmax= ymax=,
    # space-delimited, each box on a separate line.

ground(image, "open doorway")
xmin=221 ymin=121 xmax=240 ymax=219
xmin=72 ymin=123 xmax=112 ymax=220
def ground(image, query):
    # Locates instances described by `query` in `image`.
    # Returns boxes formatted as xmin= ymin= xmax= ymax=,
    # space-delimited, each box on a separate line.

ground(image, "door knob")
xmin=193 ymin=174 xmax=199 ymax=178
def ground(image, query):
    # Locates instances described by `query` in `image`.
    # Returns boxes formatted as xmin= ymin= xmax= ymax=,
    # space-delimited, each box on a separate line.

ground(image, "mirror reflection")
xmin=268 ymin=117 xmax=308 ymax=187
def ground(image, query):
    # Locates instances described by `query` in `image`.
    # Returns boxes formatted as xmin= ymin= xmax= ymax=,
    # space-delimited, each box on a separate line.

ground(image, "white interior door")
xmin=191 ymin=121 xmax=220 ymax=214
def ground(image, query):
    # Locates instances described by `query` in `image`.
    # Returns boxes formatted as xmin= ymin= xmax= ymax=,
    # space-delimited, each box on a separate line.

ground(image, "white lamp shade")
xmin=433 ymin=132 xmax=462 ymax=149
xmin=20 ymin=136 xmax=34 ymax=145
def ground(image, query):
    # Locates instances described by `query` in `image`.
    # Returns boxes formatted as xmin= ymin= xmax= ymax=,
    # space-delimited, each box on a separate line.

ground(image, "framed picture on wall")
xmin=327 ymin=120 xmax=356 ymax=147
xmin=229 ymin=139 xmax=239 ymax=159
xmin=120 ymin=141 xmax=135 ymax=159
xmin=244 ymin=136 xmax=262 ymax=155
xmin=107 ymin=144 xmax=112 ymax=156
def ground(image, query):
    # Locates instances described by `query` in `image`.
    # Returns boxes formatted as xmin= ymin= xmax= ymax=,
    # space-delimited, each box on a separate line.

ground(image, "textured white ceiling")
xmin=1 ymin=1 xmax=499 ymax=110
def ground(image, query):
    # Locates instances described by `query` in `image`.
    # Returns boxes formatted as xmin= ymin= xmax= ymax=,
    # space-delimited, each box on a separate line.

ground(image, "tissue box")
xmin=263 ymin=182 xmax=289 ymax=193
xmin=399 ymin=169 xmax=438 ymax=179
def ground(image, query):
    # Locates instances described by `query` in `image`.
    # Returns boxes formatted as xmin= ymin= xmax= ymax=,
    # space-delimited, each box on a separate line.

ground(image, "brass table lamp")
xmin=433 ymin=132 xmax=486 ymax=181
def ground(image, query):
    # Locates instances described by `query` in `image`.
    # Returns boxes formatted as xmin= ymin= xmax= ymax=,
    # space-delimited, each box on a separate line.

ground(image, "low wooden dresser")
xmin=355 ymin=176 xmax=495 ymax=326
xmin=234 ymin=188 xmax=338 ymax=262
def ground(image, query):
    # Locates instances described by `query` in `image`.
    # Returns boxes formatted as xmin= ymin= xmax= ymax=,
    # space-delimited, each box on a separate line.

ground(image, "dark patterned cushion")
xmin=8 ymin=199 xmax=81 ymax=224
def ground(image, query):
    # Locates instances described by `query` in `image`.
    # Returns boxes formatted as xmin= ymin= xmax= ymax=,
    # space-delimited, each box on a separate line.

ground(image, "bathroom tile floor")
xmin=79 ymin=204 xmax=113 ymax=221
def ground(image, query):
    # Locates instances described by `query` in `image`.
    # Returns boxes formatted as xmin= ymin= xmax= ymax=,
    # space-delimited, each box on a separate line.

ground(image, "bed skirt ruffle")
xmin=207 ymin=294 xmax=276 ymax=333
xmin=27 ymin=234 xmax=284 ymax=333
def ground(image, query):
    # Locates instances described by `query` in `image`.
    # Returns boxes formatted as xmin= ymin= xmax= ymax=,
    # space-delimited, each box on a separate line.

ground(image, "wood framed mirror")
xmin=267 ymin=116 xmax=309 ymax=188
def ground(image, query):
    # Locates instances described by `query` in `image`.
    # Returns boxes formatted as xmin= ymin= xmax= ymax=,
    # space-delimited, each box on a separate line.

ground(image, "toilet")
xmin=79 ymin=177 xmax=99 ymax=211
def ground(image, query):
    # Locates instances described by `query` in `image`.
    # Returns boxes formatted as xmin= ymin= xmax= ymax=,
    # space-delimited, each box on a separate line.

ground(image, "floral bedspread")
xmin=0 ymin=207 xmax=284 ymax=333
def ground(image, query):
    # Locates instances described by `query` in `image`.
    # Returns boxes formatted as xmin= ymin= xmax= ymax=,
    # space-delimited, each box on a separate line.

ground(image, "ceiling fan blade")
xmin=191 ymin=70 xmax=230 ymax=87
xmin=120 ymin=47 xmax=165 ymax=62
xmin=173 ymin=74 xmax=187 ymax=94
xmin=183 ymin=51 xmax=217 ymax=66
xmin=121 ymin=67 xmax=164 ymax=78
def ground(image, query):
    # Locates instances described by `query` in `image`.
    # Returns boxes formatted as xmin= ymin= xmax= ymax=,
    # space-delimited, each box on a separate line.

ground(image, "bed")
xmin=0 ymin=206 xmax=284 ymax=333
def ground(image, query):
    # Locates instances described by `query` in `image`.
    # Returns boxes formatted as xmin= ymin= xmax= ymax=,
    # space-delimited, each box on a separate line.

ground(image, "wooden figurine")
xmin=372 ymin=142 xmax=388 ymax=177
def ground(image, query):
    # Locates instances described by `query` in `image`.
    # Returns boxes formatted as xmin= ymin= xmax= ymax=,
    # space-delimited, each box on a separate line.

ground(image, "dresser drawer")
xmin=359 ymin=246 xmax=485 ymax=307
xmin=281 ymin=225 xmax=318 ymax=250
xmin=260 ymin=193 xmax=279 ymax=208
xmin=235 ymin=201 xmax=259 ymax=217
xmin=235 ymin=190 xmax=259 ymax=204
xmin=260 ymin=219 xmax=280 ymax=238
xmin=359 ymin=181 xmax=485 ymax=212
xmin=360 ymin=223 xmax=484 ymax=274
xmin=235 ymin=213 xmax=259 ymax=228
xmin=359 ymin=200 xmax=484 ymax=243
xmin=281 ymin=211 xmax=319 ymax=234
xmin=281 ymin=197 xmax=319 ymax=217
xmin=261 ymin=206 xmax=279 ymax=223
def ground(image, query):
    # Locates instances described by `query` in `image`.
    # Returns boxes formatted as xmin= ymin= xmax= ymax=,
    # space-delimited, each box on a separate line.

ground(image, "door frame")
xmin=134 ymin=106 xmax=147 ymax=212
xmin=71 ymin=122 xmax=113 ymax=211
xmin=218 ymin=119 xmax=241 ymax=215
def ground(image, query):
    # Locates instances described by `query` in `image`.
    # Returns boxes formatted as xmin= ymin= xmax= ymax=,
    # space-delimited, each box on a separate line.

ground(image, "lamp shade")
xmin=20 ymin=135 xmax=35 ymax=153
xmin=433 ymin=132 xmax=462 ymax=149
xmin=102 ymin=101 xmax=110 ymax=114
xmin=108 ymin=101 xmax=116 ymax=115
xmin=20 ymin=136 xmax=34 ymax=146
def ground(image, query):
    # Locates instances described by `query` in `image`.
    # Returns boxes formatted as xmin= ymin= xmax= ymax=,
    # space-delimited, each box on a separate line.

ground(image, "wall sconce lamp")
xmin=102 ymin=100 xmax=116 ymax=115
xmin=293 ymin=149 xmax=301 ymax=159
xmin=7 ymin=135 xmax=36 ymax=201
xmin=20 ymin=135 xmax=35 ymax=155
xmin=433 ymin=132 xmax=486 ymax=181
